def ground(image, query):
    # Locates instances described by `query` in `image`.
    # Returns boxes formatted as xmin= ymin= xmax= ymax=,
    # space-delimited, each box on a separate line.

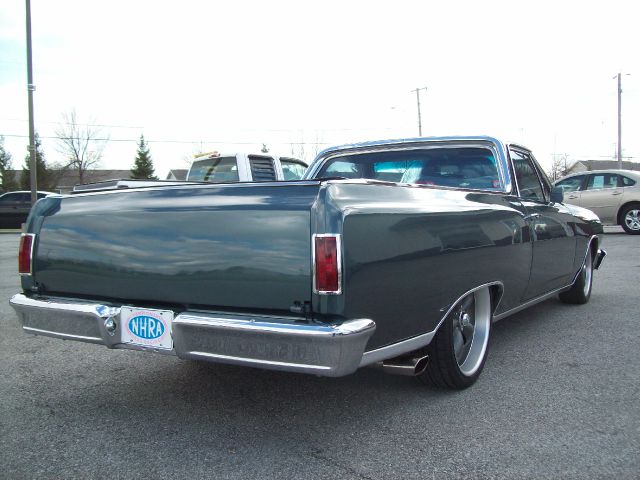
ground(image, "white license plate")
xmin=120 ymin=307 xmax=174 ymax=350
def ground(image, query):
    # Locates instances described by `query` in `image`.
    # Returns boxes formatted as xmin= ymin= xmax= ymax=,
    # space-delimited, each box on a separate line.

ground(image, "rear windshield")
xmin=316 ymin=147 xmax=501 ymax=190
xmin=187 ymin=157 xmax=239 ymax=182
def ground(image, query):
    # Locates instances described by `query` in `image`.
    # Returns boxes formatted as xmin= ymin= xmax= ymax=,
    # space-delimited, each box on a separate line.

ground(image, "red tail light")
xmin=19 ymin=233 xmax=35 ymax=275
xmin=314 ymin=234 xmax=342 ymax=294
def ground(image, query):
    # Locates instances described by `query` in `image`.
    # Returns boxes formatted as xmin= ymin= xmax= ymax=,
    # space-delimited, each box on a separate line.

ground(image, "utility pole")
xmin=411 ymin=86 xmax=428 ymax=137
xmin=614 ymin=73 xmax=632 ymax=169
xmin=616 ymin=73 xmax=622 ymax=169
xmin=26 ymin=0 xmax=37 ymax=204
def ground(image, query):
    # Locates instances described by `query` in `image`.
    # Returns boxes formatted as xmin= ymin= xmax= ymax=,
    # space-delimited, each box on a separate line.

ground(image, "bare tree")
xmin=55 ymin=109 xmax=108 ymax=184
xmin=289 ymin=130 xmax=324 ymax=163
xmin=549 ymin=154 xmax=569 ymax=181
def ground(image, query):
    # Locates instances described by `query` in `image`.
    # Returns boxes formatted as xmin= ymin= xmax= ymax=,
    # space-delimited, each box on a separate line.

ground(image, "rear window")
xmin=187 ymin=157 xmax=239 ymax=182
xmin=316 ymin=147 xmax=501 ymax=190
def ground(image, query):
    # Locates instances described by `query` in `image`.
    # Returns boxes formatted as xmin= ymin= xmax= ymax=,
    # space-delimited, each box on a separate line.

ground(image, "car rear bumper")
xmin=9 ymin=293 xmax=376 ymax=377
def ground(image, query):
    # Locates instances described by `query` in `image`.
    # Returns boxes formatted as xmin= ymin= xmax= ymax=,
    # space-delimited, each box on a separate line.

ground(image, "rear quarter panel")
xmin=316 ymin=182 xmax=532 ymax=350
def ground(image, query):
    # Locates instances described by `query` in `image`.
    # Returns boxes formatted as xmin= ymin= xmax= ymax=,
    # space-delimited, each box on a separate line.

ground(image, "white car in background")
xmin=554 ymin=170 xmax=640 ymax=234
xmin=186 ymin=152 xmax=307 ymax=183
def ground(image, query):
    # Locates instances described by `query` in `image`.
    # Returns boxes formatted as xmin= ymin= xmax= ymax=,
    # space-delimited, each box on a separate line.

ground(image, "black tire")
xmin=559 ymin=247 xmax=593 ymax=304
xmin=620 ymin=204 xmax=640 ymax=235
xmin=418 ymin=287 xmax=492 ymax=390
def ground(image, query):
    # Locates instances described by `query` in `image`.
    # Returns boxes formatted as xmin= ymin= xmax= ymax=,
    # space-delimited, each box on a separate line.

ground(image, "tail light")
xmin=19 ymin=233 xmax=35 ymax=275
xmin=313 ymin=234 xmax=342 ymax=294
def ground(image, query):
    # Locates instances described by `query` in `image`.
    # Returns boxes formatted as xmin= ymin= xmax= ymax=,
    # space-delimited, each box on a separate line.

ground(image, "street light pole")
xmin=411 ymin=86 xmax=428 ymax=137
xmin=26 ymin=0 xmax=37 ymax=205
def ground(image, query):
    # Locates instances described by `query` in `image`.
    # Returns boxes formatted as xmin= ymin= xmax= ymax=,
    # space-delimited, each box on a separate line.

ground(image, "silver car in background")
xmin=554 ymin=170 xmax=640 ymax=234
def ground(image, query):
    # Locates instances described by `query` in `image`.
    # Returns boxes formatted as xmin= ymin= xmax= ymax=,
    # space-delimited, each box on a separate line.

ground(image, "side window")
xmin=586 ymin=174 xmax=618 ymax=190
xmin=511 ymin=150 xmax=545 ymax=202
xmin=321 ymin=160 xmax=363 ymax=179
xmin=620 ymin=175 xmax=637 ymax=187
xmin=556 ymin=175 xmax=585 ymax=192
xmin=280 ymin=159 xmax=307 ymax=180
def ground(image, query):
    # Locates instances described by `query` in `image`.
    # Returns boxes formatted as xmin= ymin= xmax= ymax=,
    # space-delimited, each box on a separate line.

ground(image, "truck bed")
xmin=30 ymin=182 xmax=321 ymax=314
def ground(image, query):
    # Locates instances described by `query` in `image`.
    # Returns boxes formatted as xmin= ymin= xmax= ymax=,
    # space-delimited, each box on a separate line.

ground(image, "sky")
xmin=1 ymin=0 xmax=639 ymax=179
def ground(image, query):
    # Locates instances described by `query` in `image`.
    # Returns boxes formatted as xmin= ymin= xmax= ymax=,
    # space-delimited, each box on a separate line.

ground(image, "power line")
xmin=3 ymin=118 xmax=402 ymax=133
xmin=0 ymin=133 xmax=330 ymax=145
xmin=5 ymin=118 xmax=144 ymax=129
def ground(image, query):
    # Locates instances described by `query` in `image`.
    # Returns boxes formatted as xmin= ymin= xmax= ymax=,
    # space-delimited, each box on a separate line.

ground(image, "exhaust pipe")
xmin=375 ymin=354 xmax=429 ymax=376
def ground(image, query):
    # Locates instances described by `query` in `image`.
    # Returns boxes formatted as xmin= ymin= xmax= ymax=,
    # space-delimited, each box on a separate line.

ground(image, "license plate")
xmin=120 ymin=307 xmax=174 ymax=350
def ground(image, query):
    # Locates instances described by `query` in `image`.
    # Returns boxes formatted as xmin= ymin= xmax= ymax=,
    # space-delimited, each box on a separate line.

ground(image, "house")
xmin=166 ymin=169 xmax=188 ymax=181
xmin=565 ymin=160 xmax=640 ymax=175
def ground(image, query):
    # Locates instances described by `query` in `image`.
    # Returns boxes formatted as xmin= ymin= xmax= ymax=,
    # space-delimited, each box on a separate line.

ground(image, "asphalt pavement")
xmin=0 ymin=230 xmax=638 ymax=479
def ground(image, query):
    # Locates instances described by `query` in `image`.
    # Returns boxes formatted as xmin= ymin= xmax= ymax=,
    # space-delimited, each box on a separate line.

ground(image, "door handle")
xmin=612 ymin=191 xmax=622 ymax=195
xmin=524 ymin=213 xmax=541 ymax=221
xmin=566 ymin=195 xmax=578 ymax=199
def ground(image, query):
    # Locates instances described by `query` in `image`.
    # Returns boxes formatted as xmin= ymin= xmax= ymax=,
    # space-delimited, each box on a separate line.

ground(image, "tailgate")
xmin=30 ymin=183 xmax=320 ymax=312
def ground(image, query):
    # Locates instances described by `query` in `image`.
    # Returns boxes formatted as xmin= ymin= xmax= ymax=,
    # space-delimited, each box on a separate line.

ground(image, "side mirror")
xmin=550 ymin=186 xmax=564 ymax=204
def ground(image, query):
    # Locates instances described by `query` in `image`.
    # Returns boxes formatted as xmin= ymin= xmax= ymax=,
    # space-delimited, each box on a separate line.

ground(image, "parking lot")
xmin=0 ymin=230 xmax=638 ymax=479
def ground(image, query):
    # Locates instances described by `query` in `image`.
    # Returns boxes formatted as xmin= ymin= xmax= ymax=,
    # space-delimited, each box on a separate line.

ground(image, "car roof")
xmin=314 ymin=135 xmax=510 ymax=158
xmin=556 ymin=170 xmax=640 ymax=182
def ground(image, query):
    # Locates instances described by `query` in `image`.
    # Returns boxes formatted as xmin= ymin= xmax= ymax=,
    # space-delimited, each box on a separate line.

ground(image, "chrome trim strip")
xmin=172 ymin=313 xmax=373 ymax=337
xmin=493 ymin=285 xmax=569 ymax=322
xmin=10 ymin=293 xmax=122 ymax=317
xmin=182 ymin=351 xmax=333 ymax=372
xmin=312 ymin=233 xmax=343 ymax=295
xmin=22 ymin=326 xmax=103 ymax=343
xmin=19 ymin=233 xmax=36 ymax=276
xmin=360 ymin=281 xmax=503 ymax=367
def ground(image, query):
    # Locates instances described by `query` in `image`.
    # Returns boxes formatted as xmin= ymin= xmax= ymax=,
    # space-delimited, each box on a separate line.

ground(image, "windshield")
xmin=187 ymin=157 xmax=239 ymax=182
xmin=315 ymin=147 xmax=501 ymax=190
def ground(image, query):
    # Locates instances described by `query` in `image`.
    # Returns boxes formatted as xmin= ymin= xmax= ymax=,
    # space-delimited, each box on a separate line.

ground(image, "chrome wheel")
xmin=582 ymin=250 xmax=593 ymax=298
xmin=624 ymin=209 xmax=640 ymax=232
xmin=420 ymin=286 xmax=493 ymax=388
xmin=560 ymin=245 xmax=594 ymax=304
xmin=451 ymin=288 xmax=491 ymax=377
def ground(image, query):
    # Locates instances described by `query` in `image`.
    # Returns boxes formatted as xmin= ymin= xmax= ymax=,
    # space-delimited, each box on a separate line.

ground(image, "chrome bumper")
xmin=9 ymin=294 xmax=375 ymax=377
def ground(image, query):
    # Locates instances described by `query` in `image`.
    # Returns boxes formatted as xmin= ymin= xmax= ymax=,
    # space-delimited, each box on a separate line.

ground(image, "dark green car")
xmin=10 ymin=137 xmax=606 ymax=389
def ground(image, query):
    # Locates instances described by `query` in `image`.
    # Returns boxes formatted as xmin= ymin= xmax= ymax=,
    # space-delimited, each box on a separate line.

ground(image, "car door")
xmin=578 ymin=173 xmax=623 ymax=224
xmin=510 ymin=148 xmax=577 ymax=300
xmin=555 ymin=174 xmax=587 ymax=206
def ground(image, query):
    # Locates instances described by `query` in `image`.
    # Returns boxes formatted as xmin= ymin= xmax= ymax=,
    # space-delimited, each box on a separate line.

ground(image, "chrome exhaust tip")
xmin=375 ymin=354 xmax=429 ymax=376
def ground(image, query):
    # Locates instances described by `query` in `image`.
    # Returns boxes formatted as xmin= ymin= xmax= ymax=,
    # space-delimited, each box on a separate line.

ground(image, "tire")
xmin=418 ymin=287 xmax=492 ymax=389
xmin=620 ymin=204 xmax=640 ymax=235
xmin=559 ymin=247 xmax=593 ymax=304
